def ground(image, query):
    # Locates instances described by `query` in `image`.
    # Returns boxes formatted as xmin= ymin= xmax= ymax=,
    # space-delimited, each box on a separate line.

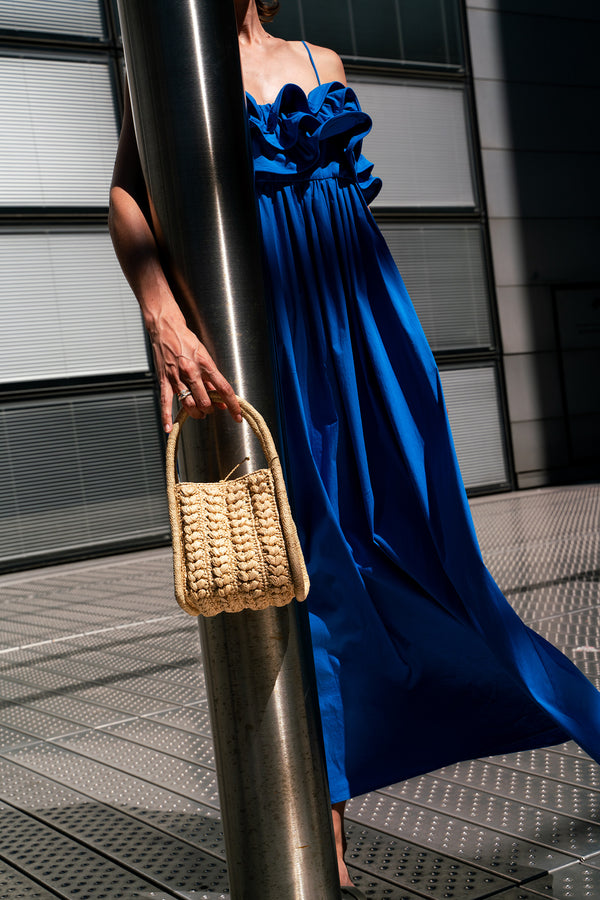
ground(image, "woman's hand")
xmin=149 ymin=313 xmax=242 ymax=432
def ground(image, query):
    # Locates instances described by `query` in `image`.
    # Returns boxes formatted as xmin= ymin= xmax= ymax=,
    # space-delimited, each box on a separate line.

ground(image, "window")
xmin=0 ymin=0 xmax=105 ymax=40
xmin=441 ymin=366 xmax=508 ymax=489
xmin=351 ymin=80 xmax=476 ymax=209
xmin=0 ymin=393 xmax=169 ymax=567
xmin=271 ymin=0 xmax=463 ymax=69
xmin=0 ymin=230 xmax=149 ymax=383
xmin=0 ymin=55 xmax=117 ymax=208
xmin=379 ymin=223 xmax=492 ymax=352
xmin=0 ymin=4 xmax=169 ymax=571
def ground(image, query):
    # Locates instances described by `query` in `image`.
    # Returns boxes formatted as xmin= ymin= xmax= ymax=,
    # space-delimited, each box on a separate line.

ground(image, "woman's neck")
xmin=234 ymin=0 xmax=267 ymax=44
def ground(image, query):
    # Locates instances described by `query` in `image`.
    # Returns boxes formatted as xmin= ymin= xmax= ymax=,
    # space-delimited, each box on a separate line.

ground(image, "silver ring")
xmin=177 ymin=388 xmax=192 ymax=401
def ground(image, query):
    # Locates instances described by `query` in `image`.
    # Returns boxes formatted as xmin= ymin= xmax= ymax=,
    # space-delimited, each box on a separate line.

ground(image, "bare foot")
xmin=337 ymin=854 xmax=355 ymax=887
xmin=332 ymin=800 xmax=355 ymax=887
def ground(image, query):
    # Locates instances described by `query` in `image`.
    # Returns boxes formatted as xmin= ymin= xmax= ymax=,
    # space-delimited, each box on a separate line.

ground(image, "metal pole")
xmin=116 ymin=2 xmax=341 ymax=897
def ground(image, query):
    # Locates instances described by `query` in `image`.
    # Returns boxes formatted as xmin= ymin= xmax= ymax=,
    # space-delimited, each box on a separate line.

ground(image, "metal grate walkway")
xmin=0 ymin=483 xmax=598 ymax=899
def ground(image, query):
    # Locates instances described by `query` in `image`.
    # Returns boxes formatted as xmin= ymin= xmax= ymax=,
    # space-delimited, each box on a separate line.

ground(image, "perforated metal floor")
xmin=0 ymin=483 xmax=598 ymax=898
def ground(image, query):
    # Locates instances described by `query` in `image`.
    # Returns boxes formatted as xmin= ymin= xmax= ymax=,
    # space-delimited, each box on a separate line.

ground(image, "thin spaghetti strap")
xmin=301 ymin=40 xmax=321 ymax=86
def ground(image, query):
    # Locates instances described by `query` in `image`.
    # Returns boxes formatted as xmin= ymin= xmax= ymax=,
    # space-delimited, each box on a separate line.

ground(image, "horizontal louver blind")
xmin=349 ymin=80 xmax=475 ymax=208
xmin=379 ymin=223 xmax=493 ymax=351
xmin=0 ymin=56 xmax=118 ymax=206
xmin=440 ymin=366 xmax=508 ymax=489
xmin=0 ymin=231 xmax=149 ymax=383
xmin=0 ymin=1 xmax=104 ymax=38
xmin=0 ymin=393 xmax=169 ymax=567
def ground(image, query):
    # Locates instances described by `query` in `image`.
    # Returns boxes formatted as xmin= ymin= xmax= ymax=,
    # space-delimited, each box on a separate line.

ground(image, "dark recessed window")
xmin=269 ymin=0 xmax=463 ymax=69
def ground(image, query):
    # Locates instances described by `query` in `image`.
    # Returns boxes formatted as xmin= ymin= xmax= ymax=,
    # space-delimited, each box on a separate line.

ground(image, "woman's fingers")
xmin=183 ymin=376 xmax=213 ymax=419
xmin=209 ymin=373 xmax=242 ymax=423
xmin=204 ymin=380 xmax=227 ymax=411
xmin=159 ymin=378 xmax=175 ymax=433
xmin=152 ymin=329 xmax=242 ymax=428
xmin=177 ymin=350 xmax=242 ymax=423
xmin=177 ymin=385 xmax=205 ymax=417
xmin=183 ymin=374 xmax=241 ymax=423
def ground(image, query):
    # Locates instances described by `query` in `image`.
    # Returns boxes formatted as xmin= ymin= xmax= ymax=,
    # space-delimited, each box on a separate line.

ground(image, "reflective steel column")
xmin=116 ymin=1 xmax=341 ymax=897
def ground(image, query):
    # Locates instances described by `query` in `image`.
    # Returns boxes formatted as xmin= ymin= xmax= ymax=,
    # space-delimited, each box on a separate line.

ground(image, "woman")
xmin=109 ymin=0 xmax=600 ymax=892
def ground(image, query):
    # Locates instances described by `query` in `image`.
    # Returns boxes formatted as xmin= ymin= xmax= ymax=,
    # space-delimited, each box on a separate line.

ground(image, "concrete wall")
xmin=465 ymin=0 xmax=600 ymax=488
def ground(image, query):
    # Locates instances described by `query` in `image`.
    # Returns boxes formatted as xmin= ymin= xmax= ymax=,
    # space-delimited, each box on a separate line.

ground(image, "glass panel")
xmin=0 ymin=393 xmax=168 ymax=568
xmin=440 ymin=366 xmax=508 ymax=489
xmin=351 ymin=0 xmax=401 ymax=60
xmin=270 ymin=0 xmax=463 ymax=67
xmin=0 ymin=0 xmax=105 ymax=39
xmin=0 ymin=55 xmax=118 ymax=207
xmin=350 ymin=80 xmax=476 ymax=208
xmin=0 ymin=230 xmax=149 ymax=384
xmin=378 ymin=223 xmax=493 ymax=351
xmin=400 ymin=0 xmax=462 ymax=67
xmin=262 ymin=0 xmax=303 ymax=40
xmin=302 ymin=0 xmax=354 ymax=56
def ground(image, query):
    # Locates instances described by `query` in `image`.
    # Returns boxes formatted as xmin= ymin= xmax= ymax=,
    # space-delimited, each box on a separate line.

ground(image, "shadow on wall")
xmin=490 ymin=0 xmax=600 ymax=487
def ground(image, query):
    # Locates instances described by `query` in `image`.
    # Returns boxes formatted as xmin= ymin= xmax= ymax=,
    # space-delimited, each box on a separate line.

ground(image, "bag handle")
xmin=166 ymin=391 xmax=280 ymax=488
xmin=165 ymin=391 xmax=309 ymax=604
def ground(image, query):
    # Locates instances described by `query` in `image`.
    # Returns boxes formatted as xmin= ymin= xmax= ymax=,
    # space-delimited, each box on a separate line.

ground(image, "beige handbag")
xmin=166 ymin=393 xmax=309 ymax=617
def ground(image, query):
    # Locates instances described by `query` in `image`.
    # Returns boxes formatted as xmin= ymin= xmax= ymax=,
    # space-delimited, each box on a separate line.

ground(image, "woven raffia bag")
xmin=166 ymin=394 xmax=309 ymax=617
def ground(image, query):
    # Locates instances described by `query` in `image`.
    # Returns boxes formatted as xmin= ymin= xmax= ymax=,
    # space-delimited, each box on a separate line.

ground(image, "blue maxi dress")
xmin=246 ymin=62 xmax=600 ymax=804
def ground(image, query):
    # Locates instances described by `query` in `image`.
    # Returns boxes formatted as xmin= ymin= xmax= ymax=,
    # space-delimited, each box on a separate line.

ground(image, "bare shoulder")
xmin=303 ymin=43 xmax=347 ymax=85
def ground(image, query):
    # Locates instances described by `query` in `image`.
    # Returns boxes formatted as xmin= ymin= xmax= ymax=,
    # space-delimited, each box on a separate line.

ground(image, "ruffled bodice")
xmin=246 ymin=81 xmax=382 ymax=204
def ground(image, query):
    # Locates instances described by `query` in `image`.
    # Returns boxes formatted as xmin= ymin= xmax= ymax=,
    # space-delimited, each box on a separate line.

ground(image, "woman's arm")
xmin=108 ymin=84 xmax=241 ymax=431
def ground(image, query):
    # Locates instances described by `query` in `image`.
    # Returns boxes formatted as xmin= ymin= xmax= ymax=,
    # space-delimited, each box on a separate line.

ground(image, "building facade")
xmin=0 ymin=0 xmax=598 ymax=572
xmin=465 ymin=0 xmax=600 ymax=490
